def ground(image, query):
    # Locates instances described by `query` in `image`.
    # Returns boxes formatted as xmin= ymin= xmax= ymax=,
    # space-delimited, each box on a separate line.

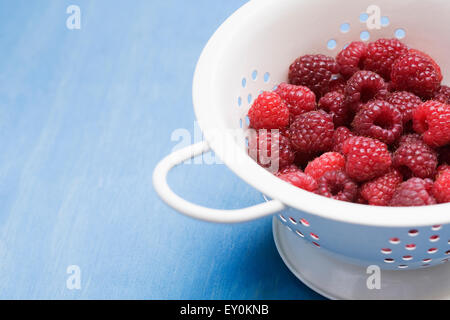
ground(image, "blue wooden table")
xmin=0 ymin=0 xmax=324 ymax=299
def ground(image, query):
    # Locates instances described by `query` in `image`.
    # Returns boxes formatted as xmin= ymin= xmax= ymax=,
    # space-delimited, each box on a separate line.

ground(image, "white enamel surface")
xmin=153 ymin=141 xmax=285 ymax=223
xmin=273 ymin=218 xmax=450 ymax=300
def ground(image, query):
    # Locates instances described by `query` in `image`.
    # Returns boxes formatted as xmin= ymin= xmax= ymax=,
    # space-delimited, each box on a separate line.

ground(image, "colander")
xmin=153 ymin=0 xmax=450 ymax=299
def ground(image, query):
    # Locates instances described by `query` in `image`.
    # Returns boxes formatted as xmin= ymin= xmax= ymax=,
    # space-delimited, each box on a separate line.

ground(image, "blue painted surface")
xmin=0 ymin=0 xmax=324 ymax=299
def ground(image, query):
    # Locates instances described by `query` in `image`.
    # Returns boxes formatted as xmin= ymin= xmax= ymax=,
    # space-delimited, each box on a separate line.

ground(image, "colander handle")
xmin=153 ymin=141 xmax=285 ymax=223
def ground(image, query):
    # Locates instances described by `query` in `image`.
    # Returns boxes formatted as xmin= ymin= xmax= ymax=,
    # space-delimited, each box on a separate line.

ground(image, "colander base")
xmin=273 ymin=218 xmax=450 ymax=300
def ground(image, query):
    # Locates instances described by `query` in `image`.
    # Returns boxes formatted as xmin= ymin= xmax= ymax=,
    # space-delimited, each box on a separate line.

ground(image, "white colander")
xmin=153 ymin=0 xmax=450 ymax=299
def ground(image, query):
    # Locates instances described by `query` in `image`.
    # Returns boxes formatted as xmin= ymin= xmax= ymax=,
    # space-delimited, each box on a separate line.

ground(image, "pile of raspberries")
xmin=247 ymin=38 xmax=450 ymax=207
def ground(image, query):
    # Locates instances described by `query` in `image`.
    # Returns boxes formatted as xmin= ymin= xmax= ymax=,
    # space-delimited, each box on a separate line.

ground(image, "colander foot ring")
xmin=273 ymin=218 xmax=450 ymax=300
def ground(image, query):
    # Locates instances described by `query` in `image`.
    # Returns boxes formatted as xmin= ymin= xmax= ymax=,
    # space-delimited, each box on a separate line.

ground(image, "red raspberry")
xmin=316 ymin=170 xmax=358 ymax=202
xmin=289 ymin=111 xmax=334 ymax=154
xmin=336 ymin=41 xmax=367 ymax=78
xmin=248 ymin=92 xmax=289 ymax=130
xmin=277 ymin=171 xmax=318 ymax=192
xmin=345 ymin=71 xmax=389 ymax=112
xmin=342 ymin=136 xmax=392 ymax=182
xmin=393 ymin=138 xmax=438 ymax=179
xmin=363 ymin=38 xmax=408 ymax=80
xmin=391 ymin=51 xmax=442 ymax=99
xmin=248 ymin=130 xmax=295 ymax=172
xmin=390 ymin=178 xmax=437 ymax=207
xmin=332 ymin=126 xmax=355 ymax=153
xmin=318 ymin=91 xmax=351 ymax=127
xmin=274 ymin=83 xmax=316 ymax=116
xmin=360 ymin=169 xmax=403 ymax=206
xmin=433 ymin=85 xmax=450 ymax=104
xmin=386 ymin=91 xmax=422 ymax=126
xmin=396 ymin=133 xmax=422 ymax=146
xmin=433 ymin=169 xmax=450 ymax=203
xmin=305 ymin=152 xmax=346 ymax=180
xmin=352 ymin=100 xmax=403 ymax=145
xmin=413 ymin=101 xmax=450 ymax=147
xmin=289 ymin=54 xmax=340 ymax=98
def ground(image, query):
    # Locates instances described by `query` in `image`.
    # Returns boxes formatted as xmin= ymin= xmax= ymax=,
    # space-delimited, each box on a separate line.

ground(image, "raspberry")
xmin=393 ymin=138 xmax=438 ymax=179
xmin=433 ymin=169 xmax=450 ymax=203
xmin=361 ymin=169 xmax=403 ymax=206
xmin=390 ymin=178 xmax=437 ymax=207
xmin=318 ymin=91 xmax=351 ymax=127
xmin=289 ymin=111 xmax=334 ymax=154
xmin=352 ymin=100 xmax=403 ymax=145
xmin=332 ymin=126 xmax=355 ymax=153
xmin=433 ymin=85 xmax=450 ymax=104
xmin=386 ymin=91 xmax=422 ymax=126
xmin=363 ymin=39 xmax=408 ymax=80
xmin=394 ymin=133 xmax=422 ymax=149
xmin=248 ymin=92 xmax=289 ymax=130
xmin=342 ymin=136 xmax=392 ymax=182
xmin=345 ymin=71 xmax=389 ymax=112
xmin=248 ymin=130 xmax=295 ymax=172
xmin=305 ymin=152 xmax=346 ymax=180
xmin=277 ymin=171 xmax=318 ymax=192
xmin=327 ymin=76 xmax=347 ymax=94
xmin=391 ymin=51 xmax=442 ymax=99
xmin=336 ymin=41 xmax=367 ymax=78
xmin=289 ymin=54 xmax=340 ymax=98
xmin=316 ymin=170 xmax=358 ymax=202
xmin=274 ymin=83 xmax=316 ymax=116
xmin=413 ymin=101 xmax=450 ymax=147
